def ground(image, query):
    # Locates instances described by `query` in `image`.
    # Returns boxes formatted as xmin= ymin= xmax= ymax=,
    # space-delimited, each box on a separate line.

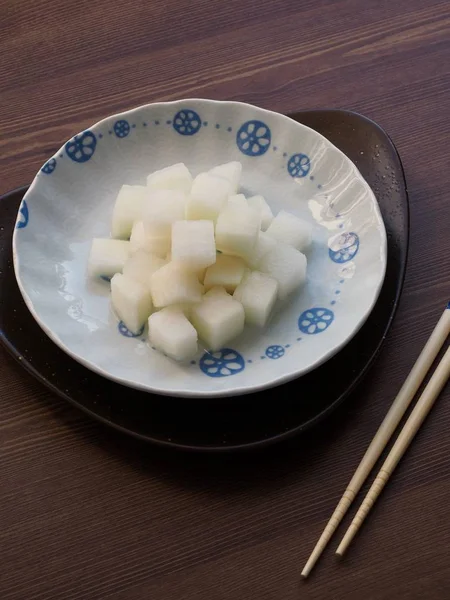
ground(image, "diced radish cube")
xmin=233 ymin=271 xmax=278 ymax=327
xmin=245 ymin=231 xmax=277 ymax=269
xmin=258 ymin=243 xmax=307 ymax=299
xmin=150 ymin=262 xmax=203 ymax=308
xmin=228 ymin=194 xmax=248 ymax=209
xmin=191 ymin=295 xmax=245 ymax=351
xmin=142 ymin=189 xmax=186 ymax=237
xmin=148 ymin=307 xmax=198 ymax=361
xmin=129 ymin=221 xmax=146 ymax=253
xmin=88 ymin=238 xmax=131 ymax=279
xmin=215 ymin=204 xmax=260 ymax=258
xmin=147 ymin=163 xmax=193 ymax=194
xmin=111 ymin=273 xmax=153 ymax=334
xmin=265 ymin=210 xmax=312 ymax=252
xmin=167 ymin=247 xmax=206 ymax=282
xmin=209 ymin=162 xmax=242 ymax=194
xmin=171 ymin=220 xmax=216 ymax=270
xmin=247 ymin=195 xmax=274 ymax=231
xmin=145 ymin=232 xmax=171 ymax=258
xmin=129 ymin=221 xmax=168 ymax=257
xmin=186 ymin=173 xmax=232 ymax=221
xmin=122 ymin=250 xmax=166 ymax=287
xmin=204 ymin=286 xmax=232 ymax=299
xmin=111 ymin=185 xmax=147 ymax=239
xmin=169 ymin=302 xmax=201 ymax=317
xmin=204 ymin=254 xmax=246 ymax=293
xmin=197 ymin=267 xmax=207 ymax=284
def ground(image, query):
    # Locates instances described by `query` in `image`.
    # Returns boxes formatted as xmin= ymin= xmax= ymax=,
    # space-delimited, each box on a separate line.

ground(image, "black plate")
xmin=0 ymin=110 xmax=409 ymax=452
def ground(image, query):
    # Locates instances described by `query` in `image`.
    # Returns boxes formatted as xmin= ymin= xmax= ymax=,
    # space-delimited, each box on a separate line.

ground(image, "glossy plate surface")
xmin=12 ymin=100 xmax=386 ymax=397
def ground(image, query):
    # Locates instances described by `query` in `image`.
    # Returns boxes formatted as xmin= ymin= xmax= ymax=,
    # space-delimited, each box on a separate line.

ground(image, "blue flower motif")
xmin=16 ymin=200 xmax=29 ymax=229
xmin=173 ymin=110 xmax=201 ymax=135
xmin=41 ymin=158 xmax=56 ymax=174
xmin=298 ymin=308 xmax=334 ymax=334
xmin=199 ymin=348 xmax=245 ymax=377
xmin=265 ymin=345 xmax=285 ymax=359
xmin=287 ymin=153 xmax=311 ymax=178
xmin=114 ymin=120 xmax=130 ymax=138
xmin=329 ymin=232 xmax=360 ymax=263
xmin=236 ymin=120 xmax=271 ymax=156
xmin=118 ymin=321 xmax=144 ymax=337
xmin=65 ymin=131 xmax=97 ymax=163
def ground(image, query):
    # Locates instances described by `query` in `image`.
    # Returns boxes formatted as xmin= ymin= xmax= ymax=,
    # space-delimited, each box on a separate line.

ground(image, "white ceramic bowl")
xmin=13 ymin=99 xmax=387 ymax=397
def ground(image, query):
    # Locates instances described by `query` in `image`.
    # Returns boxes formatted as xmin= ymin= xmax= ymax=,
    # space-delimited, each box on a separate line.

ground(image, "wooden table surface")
xmin=1 ymin=1 xmax=449 ymax=598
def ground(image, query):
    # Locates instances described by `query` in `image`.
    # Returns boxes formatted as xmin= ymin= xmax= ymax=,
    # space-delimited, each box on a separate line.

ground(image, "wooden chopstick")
xmin=336 ymin=344 xmax=450 ymax=555
xmin=301 ymin=303 xmax=450 ymax=578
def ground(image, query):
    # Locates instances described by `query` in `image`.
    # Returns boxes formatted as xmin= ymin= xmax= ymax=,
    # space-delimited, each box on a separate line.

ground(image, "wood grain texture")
xmin=1 ymin=1 xmax=449 ymax=598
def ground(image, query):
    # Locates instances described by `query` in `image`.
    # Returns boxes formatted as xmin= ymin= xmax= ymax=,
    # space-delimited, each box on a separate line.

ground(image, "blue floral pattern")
xmin=298 ymin=308 xmax=334 ymax=334
xmin=65 ymin=131 xmax=97 ymax=163
xmin=287 ymin=153 xmax=311 ymax=178
xmin=16 ymin=200 xmax=29 ymax=229
xmin=265 ymin=345 xmax=285 ymax=359
xmin=41 ymin=158 xmax=56 ymax=174
xmin=329 ymin=232 xmax=360 ymax=263
xmin=236 ymin=120 xmax=271 ymax=156
xmin=114 ymin=120 xmax=130 ymax=138
xmin=199 ymin=349 xmax=245 ymax=377
xmin=173 ymin=110 xmax=201 ymax=135
xmin=118 ymin=321 xmax=144 ymax=337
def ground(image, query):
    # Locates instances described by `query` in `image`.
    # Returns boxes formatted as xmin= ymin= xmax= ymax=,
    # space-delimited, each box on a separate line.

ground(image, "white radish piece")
xmin=147 ymin=163 xmax=193 ymax=195
xmin=150 ymin=262 xmax=204 ymax=308
xmin=203 ymin=286 xmax=232 ymax=299
xmin=168 ymin=303 xmax=199 ymax=317
xmin=171 ymin=220 xmax=216 ymax=270
xmin=129 ymin=221 xmax=147 ymax=254
xmin=122 ymin=250 xmax=166 ymax=288
xmin=247 ymin=195 xmax=274 ymax=231
xmin=142 ymin=189 xmax=186 ymax=237
xmin=148 ymin=307 xmax=198 ymax=361
xmin=233 ymin=271 xmax=278 ymax=327
xmin=204 ymin=254 xmax=246 ymax=293
xmin=190 ymin=295 xmax=245 ymax=351
xmin=167 ymin=248 xmax=206 ymax=282
xmin=197 ymin=267 xmax=207 ymax=284
xmin=186 ymin=173 xmax=232 ymax=222
xmin=88 ymin=238 xmax=131 ymax=279
xmin=258 ymin=242 xmax=307 ymax=300
xmin=141 ymin=190 xmax=186 ymax=257
xmin=129 ymin=221 xmax=168 ymax=257
xmin=245 ymin=231 xmax=277 ymax=269
xmin=265 ymin=210 xmax=312 ymax=252
xmin=111 ymin=185 xmax=147 ymax=239
xmin=111 ymin=273 xmax=153 ymax=334
xmin=209 ymin=161 xmax=242 ymax=194
xmin=228 ymin=194 xmax=248 ymax=209
xmin=215 ymin=204 xmax=261 ymax=258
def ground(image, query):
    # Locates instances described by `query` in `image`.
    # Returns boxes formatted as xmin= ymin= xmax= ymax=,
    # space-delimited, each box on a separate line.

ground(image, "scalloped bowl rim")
xmin=12 ymin=99 xmax=387 ymax=397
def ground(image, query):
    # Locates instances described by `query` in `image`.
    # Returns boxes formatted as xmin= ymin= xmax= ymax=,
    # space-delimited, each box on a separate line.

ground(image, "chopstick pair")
xmin=302 ymin=302 xmax=450 ymax=578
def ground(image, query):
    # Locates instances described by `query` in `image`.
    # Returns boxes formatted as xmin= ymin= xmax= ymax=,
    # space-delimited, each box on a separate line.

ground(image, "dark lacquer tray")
xmin=0 ymin=110 xmax=409 ymax=452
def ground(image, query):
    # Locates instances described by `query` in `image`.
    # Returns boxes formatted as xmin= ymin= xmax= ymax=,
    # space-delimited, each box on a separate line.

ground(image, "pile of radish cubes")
xmin=88 ymin=162 xmax=311 ymax=361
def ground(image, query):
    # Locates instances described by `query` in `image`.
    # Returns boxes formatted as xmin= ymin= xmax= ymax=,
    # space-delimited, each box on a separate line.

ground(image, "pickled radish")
xmin=88 ymin=161 xmax=309 ymax=363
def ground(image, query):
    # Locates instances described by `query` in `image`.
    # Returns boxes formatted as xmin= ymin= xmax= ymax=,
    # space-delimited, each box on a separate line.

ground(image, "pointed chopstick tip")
xmin=336 ymin=523 xmax=360 ymax=557
xmin=301 ymin=565 xmax=312 ymax=579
